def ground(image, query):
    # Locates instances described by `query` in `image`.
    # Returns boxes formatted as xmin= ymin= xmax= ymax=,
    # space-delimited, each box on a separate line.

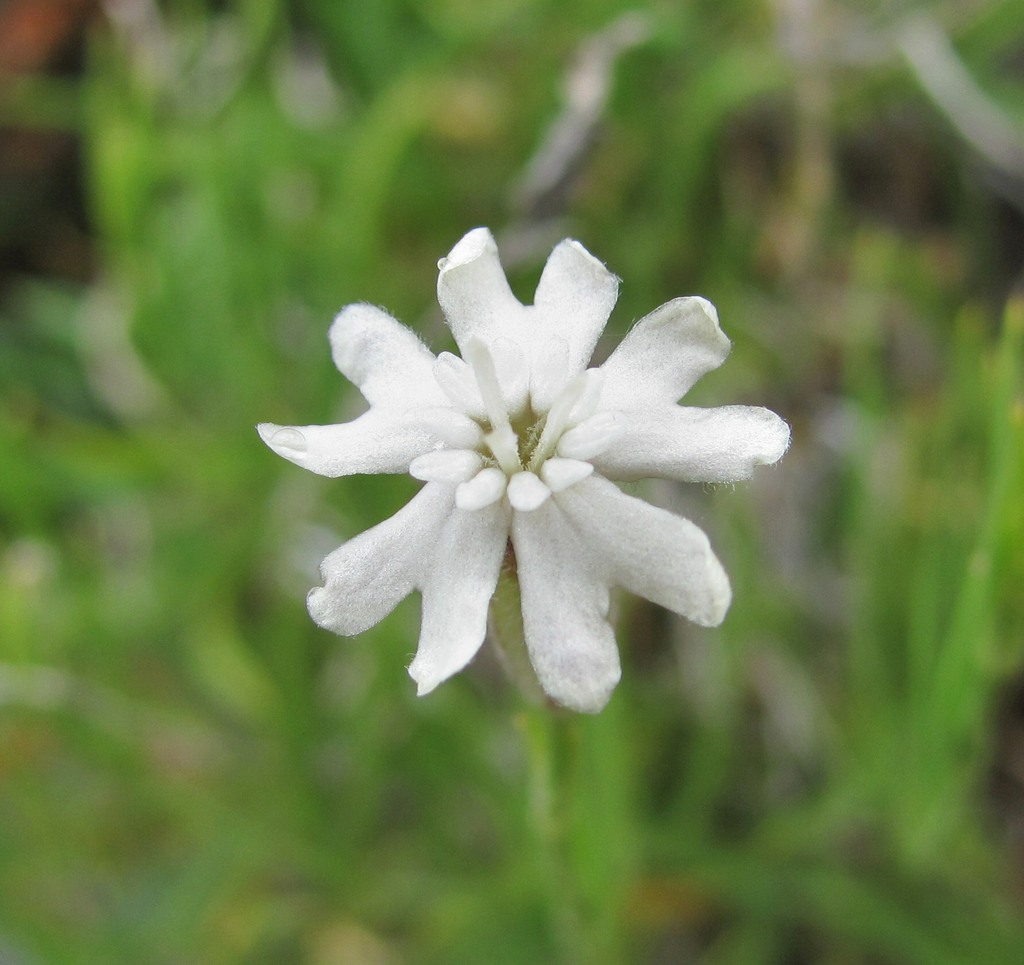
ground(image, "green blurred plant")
xmin=1 ymin=0 xmax=1023 ymax=962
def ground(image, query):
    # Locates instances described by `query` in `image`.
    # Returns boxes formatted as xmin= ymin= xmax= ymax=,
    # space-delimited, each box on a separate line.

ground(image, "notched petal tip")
xmin=661 ymin=295 xmax=731 ymax=353
xmin=303 ymin=484 xmax=457 ymax=637
xmin=408 ymin=497 xmax=506 ymax=699
xmin=712 ymin=405 xmax=792 ymax=478
xmin=328 ymin=303 xmax=383 ymax=373
xmin=437 ymin=226 xmax=495 ymax=275
xmin=306 ymin=584 xmax=359 ymax=636
xmin=690 ymin=552 xmax=733 ymax=628
xmin=258 ymin=423 xmax=307 ymax=460
xmin=598 ymin=296 xmax=735 ymax=408
xmin=659 ymin=511 xmax=732 ymax=627
xmin=545 ymin=237 xmax=621 ymax=287
xmin=407 ymin=625 xmax=487 ymax=698
xmin=327 ymin=302 xmax=443 ymax=409
xmin=306 ymin=584 xmax=329 ymax=621
xmin=307 ymin=581 xmax=397 ymax=638
xmin=545 ymin=660 xmax=622 ymax=714
xmin=761 ymin=411 xmax=792 ymax=466
xmin=533 ymin=239 xmax=620 ymax=375
xmin=436 ymin=228 xmax=523 ymax=350
xmin=408 ymin=660 xmax=443 ymax=697
xmin=408 ymin=648 xmax=482 ymax=698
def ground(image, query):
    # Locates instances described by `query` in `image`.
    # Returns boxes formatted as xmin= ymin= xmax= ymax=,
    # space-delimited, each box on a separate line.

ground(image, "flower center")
xmin=411 ymin=336 xmax=621 ymax=512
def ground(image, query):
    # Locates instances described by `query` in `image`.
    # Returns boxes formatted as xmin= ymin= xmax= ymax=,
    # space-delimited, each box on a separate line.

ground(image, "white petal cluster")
xmin=259 ymin=228 xmax=789 ymax=712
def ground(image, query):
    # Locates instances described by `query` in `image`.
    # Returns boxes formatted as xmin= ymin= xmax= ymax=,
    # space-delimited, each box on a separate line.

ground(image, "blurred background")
xmin=2 ymin=0 xmax=1024 ymax=962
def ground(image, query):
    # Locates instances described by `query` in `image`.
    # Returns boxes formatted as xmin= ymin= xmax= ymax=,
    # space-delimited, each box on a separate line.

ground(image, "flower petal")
xmin=409 ymin=501 xmax=510 ymax=695
xmin=437 ymin=228 xmax=526 ymax=352
xmin=307 ymin=483 xmax=454 ymax=635
xmin=556 ymin=476 xmax=731 ymax=626
xmin=512 ymin=502 xmax=621 ymax=713
xmin=590 ymin=404 xmax=791 ymax=483
xmin=533 ymin=239 xmax=619 ymax=377
xmin=599 ymin=297 xmax=731 ymax=407
xmin=329 ymin=303 xmax=446 ymax=409
xmin=257 ymin=410 xmax=436 ymax=476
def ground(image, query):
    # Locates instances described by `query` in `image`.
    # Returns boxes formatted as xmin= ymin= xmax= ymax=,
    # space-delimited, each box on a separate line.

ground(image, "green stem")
xmin=490 ymin=547 xmax=589 ymax=961
xmin=520 ymin=706 xmax=586 ymax=964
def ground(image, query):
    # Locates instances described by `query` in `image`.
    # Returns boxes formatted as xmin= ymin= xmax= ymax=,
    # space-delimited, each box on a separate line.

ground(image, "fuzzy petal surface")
xmin=591 ymin=405 xmax=791 ymax=483
xmin=257 ymin=410 xmax=438 ymax=477
xmin=329 ymin=303 xmax=446 ymax=409
xmin=409 ymin=501 xmax=510 ymax=695
xmin=533 ymin=239 xmax=619 ymax=381
xmin=557 ymin=476 xmax=732 ymax=626
xmin=307 ymin=483 xmax=454 ymax=635
xmin=599 ymin=297 xmax=731 ymax=407
xmin=437 ymin=228 xmax=526 ymax=353
xmin=512 ymin=501 xmax=621 ymax=713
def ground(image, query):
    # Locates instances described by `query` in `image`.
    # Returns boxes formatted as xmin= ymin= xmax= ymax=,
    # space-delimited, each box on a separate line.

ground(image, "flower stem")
xmin=490 ymin=548 xmax=627 ymax=962
xmin=520 ymin=705 xmax=588 ymax=964
xmin=489 ymin=551 xmax=593 ymax=961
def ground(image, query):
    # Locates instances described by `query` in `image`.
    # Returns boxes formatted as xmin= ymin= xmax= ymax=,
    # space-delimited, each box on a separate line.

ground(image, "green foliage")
xmin=2 ymin=0 xmax=1024 ymax=961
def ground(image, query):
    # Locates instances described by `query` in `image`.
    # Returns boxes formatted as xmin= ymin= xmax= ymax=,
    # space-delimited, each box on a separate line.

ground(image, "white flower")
xmin=259 ymin=228 xmax=789 ymax=713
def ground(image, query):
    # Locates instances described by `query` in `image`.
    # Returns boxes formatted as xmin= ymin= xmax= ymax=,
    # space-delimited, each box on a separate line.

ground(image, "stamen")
xmin=484 ymin=424 xmax=522 ymax=476
xmin=527 ymin=373 xmax=588 ymax=472
xmin=464 ymin=336 xmax=512 ymax=434
xmin=464 ymin=336 xmax=523 ymax=474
